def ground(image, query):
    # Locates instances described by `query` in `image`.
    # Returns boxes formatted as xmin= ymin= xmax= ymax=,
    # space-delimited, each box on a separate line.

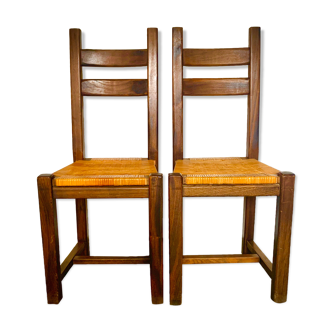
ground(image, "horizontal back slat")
xmin=183 ymin=48 xmax=249 ymax=66
xmin=82 ymin=79 xmax=148 ymax=96
xmin=81 ymin=49 xmax=148 ymax=67
xmin=183 ymin=78 xmax=249 ymax=96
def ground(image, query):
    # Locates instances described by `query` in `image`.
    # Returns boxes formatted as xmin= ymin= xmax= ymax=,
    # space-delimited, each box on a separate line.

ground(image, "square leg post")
xmin=271 ymin=172 xmax=295 ymax=303
xmin=169 ymin=173 xmax=183 ymax=305
xmin=37 ymin=174 xmax=62 ymax=304
xmin=76 ymin=199 xmax=89 ymax=255
xmin=242 ymin=197 xmax=256 ymax=254
xmin=149 ymin=174 xmax=163 ymax=304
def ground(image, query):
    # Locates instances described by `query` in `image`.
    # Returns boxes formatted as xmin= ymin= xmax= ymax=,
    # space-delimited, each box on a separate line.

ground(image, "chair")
xmin=37 ymin=28 xmax=163 ymax=304
xmin=169 ymin=27 xmax=295 ymax=305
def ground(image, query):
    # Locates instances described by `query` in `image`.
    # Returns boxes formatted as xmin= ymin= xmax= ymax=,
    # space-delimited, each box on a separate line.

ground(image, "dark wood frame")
xmin=169 ymin=27 xmax=295 ymax=305
xmin=37 ymin=28 xmax=163 ymax=304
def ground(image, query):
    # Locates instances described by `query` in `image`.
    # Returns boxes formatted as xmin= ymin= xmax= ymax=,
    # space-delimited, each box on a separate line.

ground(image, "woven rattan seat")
xmin=53 ymin=159 xmax=157 ymax=186
xmin=174 ymin=158 xmax=279 ymax=185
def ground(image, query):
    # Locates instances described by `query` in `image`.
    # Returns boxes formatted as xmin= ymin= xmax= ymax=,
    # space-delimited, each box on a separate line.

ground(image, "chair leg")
xmin=271 ymin=172 xmax=295 ymax=303
xmin=240 ymin=197 xmax=256 ymax=254
xmin=37 ymin=174 xmax=62 ymax=304
xmin=169 ymin=173 xmax=183 ymax=305
xmin=76 ymin=199 xmax=89 ymax=255
xmin=149 ymin=174 xmax=163 ymax=304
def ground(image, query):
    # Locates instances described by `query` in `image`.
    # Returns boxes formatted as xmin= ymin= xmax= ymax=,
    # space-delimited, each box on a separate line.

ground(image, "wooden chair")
xmin=169 ymin=27 xmax=295 ymax=305
xmin=37 ymin=28 xmax=163 ymax=304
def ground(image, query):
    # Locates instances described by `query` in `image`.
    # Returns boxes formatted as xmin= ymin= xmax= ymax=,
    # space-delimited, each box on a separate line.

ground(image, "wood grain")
xmin=271 ymin=172 xmax=295 ymax=303
xmin=242 ymin=28 xmax=261 ymax=256
xmin=81 ymin=49 xmax=147 ymax=67
xmin=70 ymin=29 xmax=84 ymax=162
xmin=183 ymin=254 xmax=259 ymax=264
xmin=169 ymin=174 xmax=183 ymax=305
xmin=73 ymin=256 xmax=150 ymax=264
xmin=37 ymin=174 xmax=62 ymax=304
xmin=81 ymin=79 xmax=148 ymax=96
xmin=71 ymin=30 xmax=90 ymax=260
xmin=242 ymin=197 xmax=256 ymax=254
xmin=247 ymin=240 xmax=272 ymax=277
xmin=149 ymin=174 xmax=163 ymax=304
xmin=76 ymin=198 xmax=89 ymax=255
xmin=183 ymin=78 xmax=249 ymax=96
xmin=147 ymin=28 xmax=159 ymax=170
xmin=183 ymin=48 xmax=250 ymax=66
xmin=53 ymin=186 xmax=149 ymax=199
xmin=183 ymin=184 xmax=280 ymax=197
xmin=172 ymin=27 xmax=184 ymax=169
xmin=246 ymin=27 xmax=261 ymax=159
xmin=60 ymin=242 xmax=85 ymax=280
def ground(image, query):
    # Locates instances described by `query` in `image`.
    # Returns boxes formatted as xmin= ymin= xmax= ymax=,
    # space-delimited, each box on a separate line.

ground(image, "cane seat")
xmin=174 ymin=158 xmax=279 ymax=185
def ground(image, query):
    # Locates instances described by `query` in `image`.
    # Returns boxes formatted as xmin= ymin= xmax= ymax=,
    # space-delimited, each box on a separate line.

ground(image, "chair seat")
xmin=174 ymin=158 xmax=280 ymax=185
xmin=53 ymin=158 xmax=157 ymax=186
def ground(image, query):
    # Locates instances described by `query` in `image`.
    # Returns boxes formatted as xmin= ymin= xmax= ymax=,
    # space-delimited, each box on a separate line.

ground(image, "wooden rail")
xmin=247 ymin=240 xmax=272 ymax=277
xmin=183 ymin=78 xmax=249 ymax=96
xmin=60 ymin=242 xmax=86 ymax=280
xmin=53 ymin=186 xmax=149 ymax=199
xmin=81 ymin=79 xmax=148 ymax=96
xmin=183 ymin=184 xmax=280 ymax=197
xmin=182 ymin=254 xmax=259 ymax=264
xmin=73 ymin=256 xmax=150 ymax=264
xmin=183 ymin=48 xmax=250 ymax=66
xmin=81 ymin=49 xmax=148 ymax=67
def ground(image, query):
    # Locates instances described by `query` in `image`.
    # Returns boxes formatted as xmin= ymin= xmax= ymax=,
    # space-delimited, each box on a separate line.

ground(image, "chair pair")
xmin=37 ymin=27 xmax=295 ymax=305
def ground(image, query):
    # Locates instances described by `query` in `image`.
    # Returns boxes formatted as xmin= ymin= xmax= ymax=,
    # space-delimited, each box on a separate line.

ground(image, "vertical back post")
xmin=70 ymin=29 xmax=84 ymax=162
xmin=70 ymin=29 xmax=89 ymax=256
xmin=243 ymin=27 xmax=260 ymax=254
xmin=246 ymin=25 xmax=262 ymax=159
xmin=147 ymin=28 xmax=159 ymax=171
xmin=172 ymin=27 xmax=183 ymax=169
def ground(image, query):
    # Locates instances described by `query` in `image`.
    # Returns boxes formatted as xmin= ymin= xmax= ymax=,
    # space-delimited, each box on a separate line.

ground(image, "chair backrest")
xmin=70 ymin=28 xmax=159 ymax=170
xmin=172 ymin=27 xmax=260 ymax=168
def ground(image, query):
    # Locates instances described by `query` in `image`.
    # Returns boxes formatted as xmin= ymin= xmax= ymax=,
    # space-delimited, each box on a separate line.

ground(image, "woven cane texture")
xmin=174 ymin=158 xmax=280 ymax=185
xmin=53 ymin=159 xmax=157 ymax=186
